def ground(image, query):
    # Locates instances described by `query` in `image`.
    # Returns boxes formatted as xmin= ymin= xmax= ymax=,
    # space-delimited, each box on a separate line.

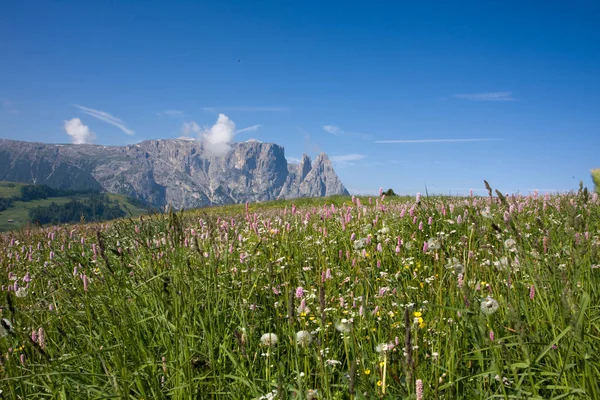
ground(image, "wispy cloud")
xmin=73 ymin=104 xmax=134 ymax=136
xmin=1 ymin=98 xmax=18 ymax=114
xmin=322 ymin=125 xmax=372 ymax=140
xmin=330 ymin=153 xmax=367 ymax=167
xmin=453 ymin=91 xmax=515 ymax=101
xmin=202 ymin=106 xmax=290 ymax=113
xmin=235 ymin=124 xmax=261 ymax=134
xmin=323 ymin=125 xmax=341 ymax=135
xmin=157 ymin=109 xmax=185 ymax=118
xmin=375 ymin=138 xmax=501 ymax=144
xmin=287 ymin=156 xmax=302 ymax=164
xmin=64 ymin=118 xmax=95 ymax=144
xmin=330 ymin=153 xmax=367 ymax=162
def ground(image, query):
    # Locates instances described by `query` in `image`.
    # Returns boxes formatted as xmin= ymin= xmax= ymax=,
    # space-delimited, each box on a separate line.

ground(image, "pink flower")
xmin=295 ymin=287 xmax=304 ymax=298
xmin=416 ymin=379 xmax=424 ymax=400
xmin=489 ymin=330 xmax=495 ymax=341
xmin=423 ymin=241 xmax=429 ymax=253
xmin=529 ymin=284 xmax=535 ymax=300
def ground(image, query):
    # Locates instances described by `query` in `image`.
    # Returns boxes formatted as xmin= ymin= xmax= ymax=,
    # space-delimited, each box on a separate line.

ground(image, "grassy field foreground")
xmin=0 ymin=188 xmax=599 ymax=399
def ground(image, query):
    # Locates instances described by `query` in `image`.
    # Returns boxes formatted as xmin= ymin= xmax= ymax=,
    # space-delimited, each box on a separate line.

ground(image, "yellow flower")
xmin=309 ymin=316 xmax=316 ymax=321
xmin=379 ymin=361 xmax=385 ymax=367
xmin=413 ymin=311 xmax=422 ymax=317
xmin=364 ymin=369 xmax=371 ymax=375
xmin=420 ymin=282 xmax=424 ymax=289
xmin=377 ymin=380 xmax=382 ymax=387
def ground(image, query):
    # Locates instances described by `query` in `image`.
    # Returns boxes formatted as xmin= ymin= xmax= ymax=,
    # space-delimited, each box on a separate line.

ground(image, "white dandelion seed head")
xmin=504 ymin=239 xmax=517 ymax=251
xmin=260 ymin=333 xmax=278 ymax=347
xmin=335 ymin=319 xmax=352 ymax=333
xmin=375 ymin=342 xmax=395 ymax=354
xmin=353 ymin=238 xmax=366 ymax=250
xmin=427 ymin=237 xmax=441 ymax=250
xmin=295 ymin=330 xmax=312 ymax=347
xmin=480 ymin=296 xmax=500 ymax=315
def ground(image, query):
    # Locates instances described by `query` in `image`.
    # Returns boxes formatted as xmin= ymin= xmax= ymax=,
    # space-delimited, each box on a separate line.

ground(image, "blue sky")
xmin=1 ymin=1 xmax=599 ymax=195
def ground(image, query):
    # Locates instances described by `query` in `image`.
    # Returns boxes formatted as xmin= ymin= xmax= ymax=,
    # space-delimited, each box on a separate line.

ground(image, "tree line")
xmin=28 ymin=193 xmax=126 ymax=225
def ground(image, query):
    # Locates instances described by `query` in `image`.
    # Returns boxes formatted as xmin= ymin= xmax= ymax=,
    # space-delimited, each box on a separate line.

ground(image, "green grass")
xmin=0 ymin=181 xmax=26 ymax=198
xmin=0 ymin=190 xmax=599 ymax=399
xmin=0 ymin=197 xmax=73 ymax=231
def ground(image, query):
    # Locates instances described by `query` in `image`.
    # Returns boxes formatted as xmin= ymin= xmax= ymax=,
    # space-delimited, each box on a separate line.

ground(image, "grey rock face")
xmin=0 ymin=138 xmax=349 ymax=209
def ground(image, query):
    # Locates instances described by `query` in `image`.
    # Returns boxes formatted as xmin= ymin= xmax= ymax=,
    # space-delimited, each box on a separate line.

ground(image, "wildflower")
xmin=260 ymin=333 xmax=278 ymax=347
xmin=326 ymin=359 xmax=342 ymax=366
xmin=504 ymin=238 xmax=517 ymax=252
xmin=335 ymin=319 xmax=352 ymax=333
xmin=295 ymin=286 xmax=304 ymax=298
xmin=480 ymin=296 xmax=500 ymax=315
xmin=489 ymin=330 xmax=495 ymax=341
xmin=364 ymin=369 xmax=371 ymax=375
xmin=416 ymin=379 xmax=424 ymax=400
xmin=529 ymin=284 xmax=535 ymax=300
xmin=15 ymin=287 xmax=28 ymax=298
xmin=296 ymin=330 xmax=312 ymax=347
xmin=259 ymin=389 xmax=278 ymax=400
xmin=306 ymin=389 xmax=319 ymax=400
xmin=297 ymin=299 xmax=310 ymax=316
xmin=375 ymin=343 xmax=395 ymax=354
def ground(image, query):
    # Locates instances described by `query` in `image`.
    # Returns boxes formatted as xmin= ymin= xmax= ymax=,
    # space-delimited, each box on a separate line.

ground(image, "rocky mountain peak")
xmin=0 ymin=138 xmax=349 ymax=209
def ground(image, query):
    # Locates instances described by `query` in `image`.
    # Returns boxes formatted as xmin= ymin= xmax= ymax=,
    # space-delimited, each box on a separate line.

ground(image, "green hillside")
xmin=0 ymin=181 xmax=150 ymax=232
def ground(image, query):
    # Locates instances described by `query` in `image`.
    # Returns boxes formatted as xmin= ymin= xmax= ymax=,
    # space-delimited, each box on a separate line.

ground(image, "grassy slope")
xmin=0 ymin=181 xmax=148 ymax=232
xmin=0 ymin=181 xmax=26 ymax=197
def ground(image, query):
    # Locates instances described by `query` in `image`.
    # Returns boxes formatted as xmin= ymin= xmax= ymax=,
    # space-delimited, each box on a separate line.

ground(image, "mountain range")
xmin=0 ymin=138 xmax=349 ymax=209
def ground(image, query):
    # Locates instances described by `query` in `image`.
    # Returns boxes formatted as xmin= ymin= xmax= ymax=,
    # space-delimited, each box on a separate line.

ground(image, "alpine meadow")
xmin=1 ymin=184 xmax=599 ymax=399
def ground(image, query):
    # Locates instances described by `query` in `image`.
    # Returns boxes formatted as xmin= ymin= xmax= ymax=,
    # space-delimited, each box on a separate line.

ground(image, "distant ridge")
xmin=0 ymin=138 xmax=349 ymax=209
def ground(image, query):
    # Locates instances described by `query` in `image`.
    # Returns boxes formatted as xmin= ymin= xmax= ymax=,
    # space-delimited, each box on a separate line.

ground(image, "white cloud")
xmin=73 ymin=104 xmax=134 ymax=135
xmin=287 ymin=156 xmax=302 ymax=164
xmin=202 ymin=106 xmax=289 ymax=113
xmin=453 ymin=91 xmax=514 ymax=101
xmin=375 ymin=138 xmax=500 ymax=144
xmin=64 ymin=118 xmax=96 ymax=144
xmin=235 ymin=124 xmax=261 ymax=134
xmin=157 ymin=109 xmax=185 ymax=118
xmin=183 ymin=114 xmax=242 ymax=157
xmin=323 ymin=125 xmax=341 ymax=135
